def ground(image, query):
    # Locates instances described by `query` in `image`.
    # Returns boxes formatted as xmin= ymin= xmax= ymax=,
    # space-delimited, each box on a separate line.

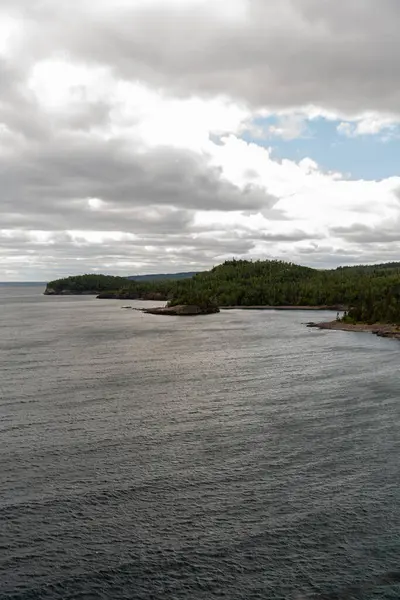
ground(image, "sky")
xmin=1 ymin=0 xmax=400 ymax=281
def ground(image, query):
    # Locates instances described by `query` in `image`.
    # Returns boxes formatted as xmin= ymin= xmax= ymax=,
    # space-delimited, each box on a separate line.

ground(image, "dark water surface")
xmin=1 ymin=285 xmax=400 ymax=599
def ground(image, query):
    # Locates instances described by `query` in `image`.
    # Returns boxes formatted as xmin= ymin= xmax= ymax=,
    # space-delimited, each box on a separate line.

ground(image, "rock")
xmin=142 ymin=304 xmax=220 ymax=316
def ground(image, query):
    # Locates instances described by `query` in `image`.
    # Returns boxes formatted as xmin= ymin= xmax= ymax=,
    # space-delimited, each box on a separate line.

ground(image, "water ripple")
xmin=1 ymin=287 xmax=400 ymax=599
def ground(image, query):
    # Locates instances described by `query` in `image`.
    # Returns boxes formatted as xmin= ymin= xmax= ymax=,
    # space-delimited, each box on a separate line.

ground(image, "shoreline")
xmin=307 ymin=320 xmax=400 ymax=340
xmin=221 ymin=305 xmax=345 ymax=311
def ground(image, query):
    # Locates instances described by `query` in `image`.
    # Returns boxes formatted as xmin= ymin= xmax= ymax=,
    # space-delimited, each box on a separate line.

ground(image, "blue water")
xmin=1 ymin=285 xmax=400 ymax=599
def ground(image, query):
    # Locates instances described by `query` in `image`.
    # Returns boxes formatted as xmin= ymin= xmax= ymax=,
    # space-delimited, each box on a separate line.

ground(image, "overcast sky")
xmin=1 ymin=0 xmax=400 ymax=280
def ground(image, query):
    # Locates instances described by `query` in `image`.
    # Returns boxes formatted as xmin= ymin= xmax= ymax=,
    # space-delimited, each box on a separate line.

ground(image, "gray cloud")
xmin=0 ymin=228 xmax=256 ymax=281
xmin=0 ymin=127 xmax=278 ymax=230
xmin=292 ymin=244 xmax=400 ymax=269
xmin=12 ymin=0 xmax=400 ymax=116
xmin=331 ymin=223 xmax=400 ymax=244
xmin=255 ymin=230 xmax=323 ymax=243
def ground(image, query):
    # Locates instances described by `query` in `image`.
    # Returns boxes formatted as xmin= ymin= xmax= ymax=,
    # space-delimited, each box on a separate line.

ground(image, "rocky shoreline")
xmin=127 ymin=304 xmax=220 ymax=316
xmin=44 ymin=288 xmax=96 ymax=295
xmin=222 ymin=305 xmax=345 ymax=311
xmin=307 ymin=320 xmax=400 ymax=340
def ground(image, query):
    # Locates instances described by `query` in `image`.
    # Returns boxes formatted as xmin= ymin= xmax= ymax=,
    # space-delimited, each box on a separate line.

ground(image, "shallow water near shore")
xmin=1 ymin=285 xmax=400 ymax=599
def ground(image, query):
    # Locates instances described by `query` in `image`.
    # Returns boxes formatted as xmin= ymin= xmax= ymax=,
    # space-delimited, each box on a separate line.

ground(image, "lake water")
xmin=1 ymin=284 xmax=400 ymax=599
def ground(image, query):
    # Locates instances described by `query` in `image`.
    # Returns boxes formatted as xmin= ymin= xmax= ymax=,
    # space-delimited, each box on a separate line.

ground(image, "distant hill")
xmin=127 ymin=271 xmax=199 ymax=281
xmin=43 ymin=272 xmax=199 ymax=296
xmin=335 ymin=262 xmax=400 ymax=272
xmin=44 ymin=274 xmax=133 ymax=295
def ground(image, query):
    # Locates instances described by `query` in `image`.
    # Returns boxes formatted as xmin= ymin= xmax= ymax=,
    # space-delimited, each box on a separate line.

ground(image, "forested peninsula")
xmin=44 ymin=259 xmax=400 ymax=326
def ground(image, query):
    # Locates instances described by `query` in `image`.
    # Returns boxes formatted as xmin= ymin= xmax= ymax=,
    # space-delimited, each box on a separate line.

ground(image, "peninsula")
xmin=44 ymin=258 xmax=400 ymax=328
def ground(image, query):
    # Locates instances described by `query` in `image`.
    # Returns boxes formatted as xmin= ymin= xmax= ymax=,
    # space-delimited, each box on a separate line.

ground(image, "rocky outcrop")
xmin=141 ymin=304 xmax=220 ymax=316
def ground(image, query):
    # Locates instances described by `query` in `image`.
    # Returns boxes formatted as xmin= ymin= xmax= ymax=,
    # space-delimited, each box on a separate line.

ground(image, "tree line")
xmin=45 ymin=259 xmax=400 ymax=324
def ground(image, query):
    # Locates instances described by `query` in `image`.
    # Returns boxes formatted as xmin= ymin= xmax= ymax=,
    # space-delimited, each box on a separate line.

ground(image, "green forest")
xmin=45 ymin=259 xmax=400 ymax=324
xmin=45 ymin=274 xmax=133 ymax=294
xmin=45 ymin=273 xmax=176 ymax=300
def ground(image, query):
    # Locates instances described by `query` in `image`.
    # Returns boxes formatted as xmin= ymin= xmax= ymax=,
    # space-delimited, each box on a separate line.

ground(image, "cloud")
xmin=337 ymin=115 xmax=398 ymax=138
xmin=10 ymin=0 xmax=400 ymax=115
xmin=268 ymin=115 xmax=308 ymax=141
xmin=245 ymin=114 xmax=308 ymax=141
xmin=0 ymin=227 xmax=257 ymax=282
xmin=0 ymin=129 xmax=278 ymax=229
xmin=331 ymin=222 xmax=400 ymax=244
xmin=1 ymin=0 xmax=400 ymax=280
xmin=337 ymin=122 xmax=354 ymax=138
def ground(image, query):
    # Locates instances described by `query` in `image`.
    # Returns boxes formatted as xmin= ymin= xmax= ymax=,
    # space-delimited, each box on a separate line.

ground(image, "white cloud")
xmin=337 ymin=122 xmax=354 ymax=137
xmin=337 ymin=114 xmax=398 ymax=138
xmin=0 ymin=14 xmax=23 ymax=58
xmin=87 ymin=198 xmax=106 ymax=210
xmin=28 ymin=59 xmax=250 ymax=150
xmin=268 ymin=115 xmax=307 ymax=140
xmin=28 ymin=60 xmax=112 ymax=111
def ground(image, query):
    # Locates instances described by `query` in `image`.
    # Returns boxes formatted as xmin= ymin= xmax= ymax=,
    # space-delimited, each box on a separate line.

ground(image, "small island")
xmin=140 ymin=304 xmax=220 ymax=316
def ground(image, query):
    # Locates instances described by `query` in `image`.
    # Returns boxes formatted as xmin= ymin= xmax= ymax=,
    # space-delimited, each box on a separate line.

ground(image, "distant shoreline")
xmin=307 ymin=320 xmax=400 ymax=341
xmin=0 ymin=282 xmax=46 ymax=285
